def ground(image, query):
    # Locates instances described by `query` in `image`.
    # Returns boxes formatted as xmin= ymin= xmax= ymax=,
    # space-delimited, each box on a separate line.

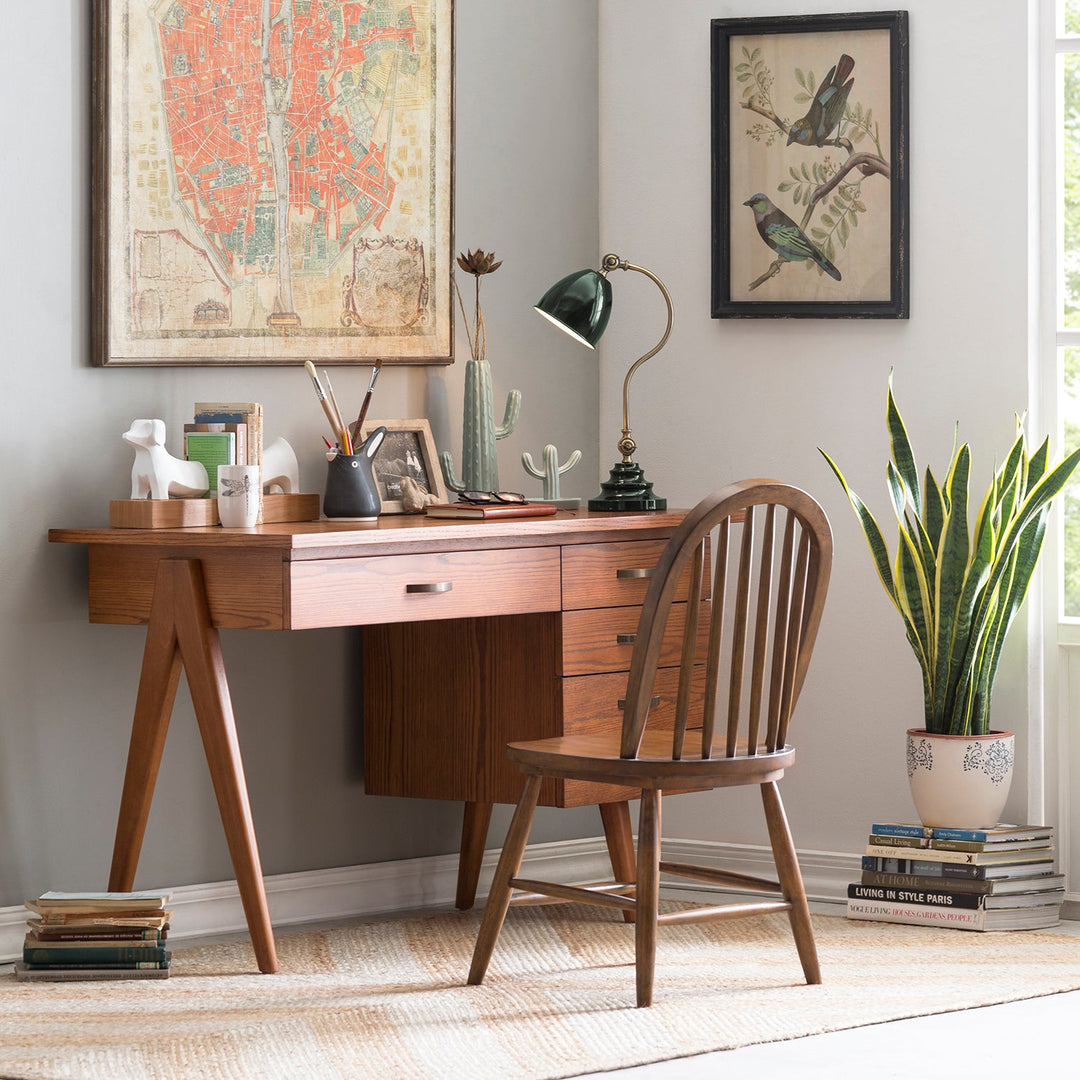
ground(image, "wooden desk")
xmin=49 ymin=510 xmax=690 ymax=973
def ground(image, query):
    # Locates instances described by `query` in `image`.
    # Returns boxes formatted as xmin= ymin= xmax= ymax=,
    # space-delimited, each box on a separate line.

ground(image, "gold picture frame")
xmin=93 ymin=0 xmax=455 ymax=366
xmin=361 ymin=419 xmax=447 ymax=513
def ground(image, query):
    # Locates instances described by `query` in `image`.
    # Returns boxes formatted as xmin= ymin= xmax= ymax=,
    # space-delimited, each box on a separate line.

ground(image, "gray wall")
xmin=0 ymin=1 xmax=600 ymax=908
xmin=0 ymin=0 xmax=1048 ymax=908
xmin=598 ymin=0 xmax=1040 ymax=851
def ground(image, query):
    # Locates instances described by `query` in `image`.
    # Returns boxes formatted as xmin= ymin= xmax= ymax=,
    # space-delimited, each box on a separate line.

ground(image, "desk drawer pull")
xmin=617 ymin=695 xmax=661 ymax=710
xmin=616 ymin=633 xmax=637 ymax=644
xmin=406 ymin=581 xmax=453 ymax=594
xmin=616 ymin=567 xmax=654 ymax=580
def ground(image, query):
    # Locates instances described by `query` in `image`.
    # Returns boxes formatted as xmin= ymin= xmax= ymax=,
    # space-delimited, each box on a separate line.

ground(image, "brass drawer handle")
xmin=406 ymin=582 xmax=453 ymax=594
xmin=617 ymin=695 xmax=661 ymax=710
xmin=616 ymin=633 xmax=637 ymax=644
xmin=616 ymin=567 xmax=654 ymax=579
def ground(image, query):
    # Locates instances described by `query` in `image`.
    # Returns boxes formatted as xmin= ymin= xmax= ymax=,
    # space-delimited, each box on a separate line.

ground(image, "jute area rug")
xmin=2 ymin=905 xmax=1079 ymax=1080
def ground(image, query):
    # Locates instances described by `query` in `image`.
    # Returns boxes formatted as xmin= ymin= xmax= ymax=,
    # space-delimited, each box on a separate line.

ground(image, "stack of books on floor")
xmin=847 ymin=823 xmax=1065 ymax=931
xmin=14 ymin=890 xmax=173 ymax=981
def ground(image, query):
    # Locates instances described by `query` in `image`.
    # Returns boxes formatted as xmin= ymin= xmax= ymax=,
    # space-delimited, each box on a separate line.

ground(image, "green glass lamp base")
xmin=588 ymin=460 xmax=667 ymax=512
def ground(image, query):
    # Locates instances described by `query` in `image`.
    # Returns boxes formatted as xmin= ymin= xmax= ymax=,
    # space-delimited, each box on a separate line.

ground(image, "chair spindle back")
xmin=618 ymin=480 xmax=832 ymax=762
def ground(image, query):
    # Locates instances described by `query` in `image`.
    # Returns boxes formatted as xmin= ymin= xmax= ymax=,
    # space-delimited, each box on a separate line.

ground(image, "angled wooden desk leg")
xmin=599 ymin=800 xmax=637 ymax=923
xmin=110 ymin=558 xmax=279 ymax=975
xmin=456 ymin=801 xmax=493 ymax=910
xmin=108 ymin=561 xmax=184 ymax=894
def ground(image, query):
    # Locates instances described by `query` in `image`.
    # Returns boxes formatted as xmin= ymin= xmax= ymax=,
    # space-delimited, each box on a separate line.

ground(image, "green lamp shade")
xmin=534 ymin=268 xmax=612 ymax=348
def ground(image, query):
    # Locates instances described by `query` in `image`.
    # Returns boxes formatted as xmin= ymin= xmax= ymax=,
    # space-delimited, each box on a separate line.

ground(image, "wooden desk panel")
xmin=86 ymin=544 xmax=288 ymax=629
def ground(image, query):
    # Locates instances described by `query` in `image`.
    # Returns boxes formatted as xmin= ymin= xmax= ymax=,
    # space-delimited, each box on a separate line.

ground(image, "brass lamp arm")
xmin=600 ymin=254 xmax=673 ymax=460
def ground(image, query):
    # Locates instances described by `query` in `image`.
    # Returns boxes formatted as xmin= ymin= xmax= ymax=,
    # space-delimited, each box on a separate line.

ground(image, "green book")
xmin=183 ymin=431 xmax=236 ymax=495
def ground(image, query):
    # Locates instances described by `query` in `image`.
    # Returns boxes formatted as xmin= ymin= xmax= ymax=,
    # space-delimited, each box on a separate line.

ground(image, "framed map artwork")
xmin=93 ymin=0 xmax=454 ymax=366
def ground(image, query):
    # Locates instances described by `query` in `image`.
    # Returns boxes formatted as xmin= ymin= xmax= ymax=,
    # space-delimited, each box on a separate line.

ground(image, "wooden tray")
xmin=109 ymin=493 xmax=321 ymax=529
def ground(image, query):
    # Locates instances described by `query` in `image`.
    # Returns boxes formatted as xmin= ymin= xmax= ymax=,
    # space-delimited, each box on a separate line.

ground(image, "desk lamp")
xmin=535 ymin=253 xmax=671 ymax=511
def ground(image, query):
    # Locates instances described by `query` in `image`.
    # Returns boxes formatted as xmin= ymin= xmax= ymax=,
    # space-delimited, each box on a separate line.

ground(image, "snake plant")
xmin=820 ymin=375 xmax=1080 ymax=736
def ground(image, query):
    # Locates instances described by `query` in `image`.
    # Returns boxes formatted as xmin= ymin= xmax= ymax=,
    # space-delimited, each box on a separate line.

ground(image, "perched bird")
xmin=787 ymin=53 xmax=855 ymax=147
xmin=742 ymin=193 xmax=841 ymax=281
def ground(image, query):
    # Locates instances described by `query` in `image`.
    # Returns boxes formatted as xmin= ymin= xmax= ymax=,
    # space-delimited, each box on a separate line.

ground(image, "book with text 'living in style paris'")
xmin=847 ymin=883 xmax=1066 ymax=911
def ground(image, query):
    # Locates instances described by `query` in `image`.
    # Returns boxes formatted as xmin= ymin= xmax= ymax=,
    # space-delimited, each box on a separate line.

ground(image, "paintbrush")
xmin=350 ymin=359 xmax=383 ymax=445
xmin=305 ymin=360 xmax=343 ymax=445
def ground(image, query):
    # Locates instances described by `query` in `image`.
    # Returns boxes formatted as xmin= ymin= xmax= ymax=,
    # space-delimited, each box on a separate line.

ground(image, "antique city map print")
xmin=101 ymin=0 xmax=452 ymax=364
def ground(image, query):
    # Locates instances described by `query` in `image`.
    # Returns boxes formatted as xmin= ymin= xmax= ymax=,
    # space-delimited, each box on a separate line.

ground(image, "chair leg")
xmin=761 ymin=781 xmax=820 ymax=985
xmin=635 ymin=788 xmax=661 ymax=1007
xmin=468 ymin=773 xmax=542 ymax=986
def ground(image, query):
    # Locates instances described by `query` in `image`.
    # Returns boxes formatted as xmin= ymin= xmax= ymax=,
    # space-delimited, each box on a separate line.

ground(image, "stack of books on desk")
xmin=14 ymin=890 xmax=173 ymax=981
xmin=847 ymin=823 xmax=1065 ymax=931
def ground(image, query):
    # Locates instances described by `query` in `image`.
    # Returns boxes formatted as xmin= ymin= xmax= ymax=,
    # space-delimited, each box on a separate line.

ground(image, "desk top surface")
xmin=49 ymin=508 xmax=689 ymax=558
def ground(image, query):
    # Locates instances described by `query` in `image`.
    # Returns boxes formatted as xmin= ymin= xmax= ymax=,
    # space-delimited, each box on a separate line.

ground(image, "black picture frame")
xmin=711 ymin=11 xmax=908 ymax=319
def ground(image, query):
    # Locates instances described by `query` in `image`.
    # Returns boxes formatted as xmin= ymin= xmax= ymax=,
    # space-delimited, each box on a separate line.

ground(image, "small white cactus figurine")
xmin=522 ymin=444 xmax=582 ymax=502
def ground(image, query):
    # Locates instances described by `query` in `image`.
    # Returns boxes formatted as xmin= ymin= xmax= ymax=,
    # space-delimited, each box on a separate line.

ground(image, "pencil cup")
xmin=217 ymin=465 xmax=260 ymax=527
xmin=324 ymin=426 xmax=386 ymax=521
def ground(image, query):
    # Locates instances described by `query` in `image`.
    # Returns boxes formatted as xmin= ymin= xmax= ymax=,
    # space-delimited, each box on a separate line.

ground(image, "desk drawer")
xmin=557 ymin=666 xmax=707 ymax=806
xmin=559 ymin=601 xmax=711 ymax=676
xmin=560 ymin=667 xmax=706 ymax=740
xmin=561 ymin=539 xmax=706 ymax=611
xmin=289 ymin=547 xmax=561 ymax=628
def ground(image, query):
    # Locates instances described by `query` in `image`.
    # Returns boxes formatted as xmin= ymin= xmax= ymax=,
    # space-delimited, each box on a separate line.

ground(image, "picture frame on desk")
xmin=360 ymin=419 xmax=448 ymax=513
xmin=91 ymin=0 xmax=455 ymax=367
xmin=710 ymin=10 xmax=908 ymax=319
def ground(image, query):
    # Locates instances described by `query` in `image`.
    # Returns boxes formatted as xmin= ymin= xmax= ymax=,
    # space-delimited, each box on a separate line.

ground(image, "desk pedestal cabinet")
xmin=49 ymin=511 xmax=699 ymax=972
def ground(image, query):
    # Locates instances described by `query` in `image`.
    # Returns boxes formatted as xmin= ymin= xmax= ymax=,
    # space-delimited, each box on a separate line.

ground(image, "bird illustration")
xmin=787 ymin=53 xmax=855 ymax=147
xmin=743 ymin=193 xmax=841 ymax=280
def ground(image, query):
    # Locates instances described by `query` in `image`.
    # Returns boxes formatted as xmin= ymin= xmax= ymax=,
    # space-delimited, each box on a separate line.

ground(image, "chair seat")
xmin=507 ymin=729 xmax=795 ymax=790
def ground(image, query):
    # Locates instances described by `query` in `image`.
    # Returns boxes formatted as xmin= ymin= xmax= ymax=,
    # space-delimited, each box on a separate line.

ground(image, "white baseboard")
xmin=0 ymin=838 xmax=857 ymax=964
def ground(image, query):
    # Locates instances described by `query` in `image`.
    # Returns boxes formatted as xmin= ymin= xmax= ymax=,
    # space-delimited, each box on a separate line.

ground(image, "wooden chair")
xmin=467 ymin=479 xmax=833 ymax=1006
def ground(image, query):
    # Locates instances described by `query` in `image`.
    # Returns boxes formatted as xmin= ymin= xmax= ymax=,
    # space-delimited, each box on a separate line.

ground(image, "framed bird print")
xmin=711 ymin=11 xmax=909 ymax=318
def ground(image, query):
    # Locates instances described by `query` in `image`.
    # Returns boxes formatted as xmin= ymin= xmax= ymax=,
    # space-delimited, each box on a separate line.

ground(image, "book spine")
xmin=867 ymin=834 xmax=928 ymax=849
xmin=15 ymin=963 xmax=170 ymax=982
xmin=23 ymin=945 xmax=170 ymax=965
xmin=870 ymin=823 xmax=933 ymax=838
xmin=19 ymin=960 xmax=170 ymax=970
xmin=930 ymin=827 xmax=997 ymax=842
xmin=846 ymin=898 xmax=986 ymax=930
xmin=862 ymin=856 xmax=986 ymax=878
xmin=929 ymin=838 xmax=1052 ymax=853
xmin=847 ymin=883 xmax=983 ymax=909
xmin=859 ymin=870 xmax=995 ymax=894
xmin=865 ymin=844 xmax=979 ymax=864
xmin=28 ymin=929 xmax=165 ymax=941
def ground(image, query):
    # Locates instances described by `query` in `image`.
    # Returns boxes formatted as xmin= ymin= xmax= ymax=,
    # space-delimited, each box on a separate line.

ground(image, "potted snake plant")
xmin=820 ymin=374 xmax=1080 ymax=828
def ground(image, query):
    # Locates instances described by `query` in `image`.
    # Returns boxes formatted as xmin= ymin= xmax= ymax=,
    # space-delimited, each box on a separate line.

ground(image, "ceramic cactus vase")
xmin=441 ymin=357 xmax=521 ymax=492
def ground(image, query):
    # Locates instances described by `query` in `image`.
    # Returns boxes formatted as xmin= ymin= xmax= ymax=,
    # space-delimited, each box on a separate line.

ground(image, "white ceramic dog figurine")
xmin=123 ymin=418 xmax=209 ymax=499
xmin=261 ymin=437 xmax=299 ymax=494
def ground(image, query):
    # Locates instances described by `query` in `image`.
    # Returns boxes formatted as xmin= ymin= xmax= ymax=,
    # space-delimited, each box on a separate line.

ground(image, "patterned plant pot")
xmin=905 ymin=728 xmax=1015 ymax=829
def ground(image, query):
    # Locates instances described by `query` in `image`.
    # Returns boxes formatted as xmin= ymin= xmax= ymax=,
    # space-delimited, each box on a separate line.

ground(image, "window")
xmin=1061 ymin=2 xmax=1080 ymax=615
